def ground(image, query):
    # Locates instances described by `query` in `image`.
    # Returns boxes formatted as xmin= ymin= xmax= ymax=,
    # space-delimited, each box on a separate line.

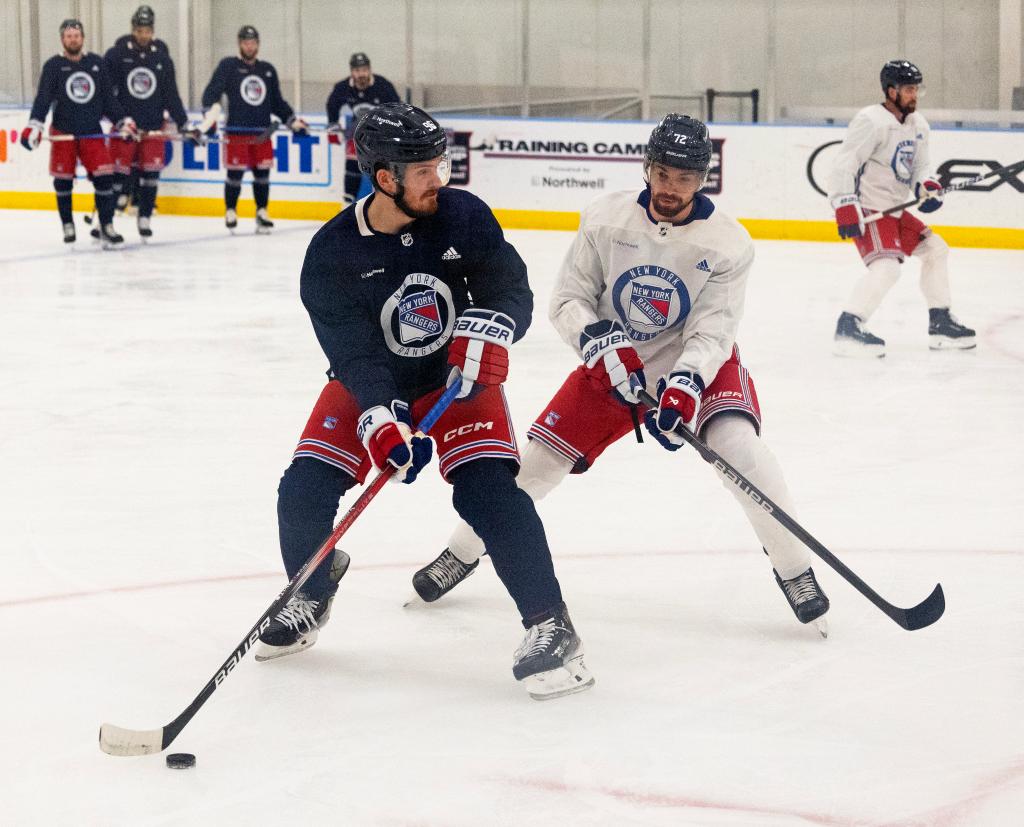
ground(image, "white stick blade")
xmin=98 ymin=723 xmax=164 ymax=756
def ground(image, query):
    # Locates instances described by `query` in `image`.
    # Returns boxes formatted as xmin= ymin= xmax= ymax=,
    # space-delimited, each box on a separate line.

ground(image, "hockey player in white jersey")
xmin=412 ymin=114 xmax=830 ymax=635
xmin=829 ymin=60 xmax=975 ymax=356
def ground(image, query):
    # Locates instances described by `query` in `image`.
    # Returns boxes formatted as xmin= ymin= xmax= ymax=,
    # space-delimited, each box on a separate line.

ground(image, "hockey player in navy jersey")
xmin=829 ymin=60 xmax=975 ymax=355
xmin=256 ymin=103 xmax=593 ymax=701
xmin=326 ymin=52 xmax=401 ymax=204
xmin=22 ymin=19 xmax=136 ymax=247
xmin=199 ymin=26 xmax=308 ymax=234
xmin=412 ymin=114 xmax=831 ymax=636
xmin=104 ymin=5 xmax=197 ymax=239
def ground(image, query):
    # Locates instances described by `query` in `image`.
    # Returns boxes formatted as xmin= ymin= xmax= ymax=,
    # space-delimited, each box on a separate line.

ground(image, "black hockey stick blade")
xmin=893 ymin=582 xmax=945 ymax=631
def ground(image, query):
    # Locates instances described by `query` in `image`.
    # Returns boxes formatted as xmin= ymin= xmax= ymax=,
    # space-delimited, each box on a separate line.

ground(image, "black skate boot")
xmin=255 ymin=549 xmax=351 ymax=661
xmin=62 ymin=223 xmax=76 ymax=244
xmin=513 ymin=603 xmax=595 ymax=700
xmin=255 ymin=208 xmax=274 ymax=234
xmin=412 ymin=548 xmax=479 ymax=603
xmin=775 ymin=567 xmax=830 ymax=638
xmin=928 ymin=307 xmax=976 ymax=350
xmin=137 ymin=216 xmax=153 ymax=240
xmin=833 ymin=311 xmax=885 ymax=358
xmin=99 ymin=223 xmax=124 ymax=249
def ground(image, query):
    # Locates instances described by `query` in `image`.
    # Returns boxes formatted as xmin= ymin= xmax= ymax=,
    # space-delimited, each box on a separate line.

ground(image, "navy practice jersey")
xmin=326 ymin=76 xmax=401 ymax=126
xmin=104 ymin=37 xmax=187 ymax=131
xmin=201 ymin=57 xmax=294 ymax=129
xmin=300 ymin=188 xmax=533 ymax=411
xmin=28 ymin=53 xmax=125 ymax=135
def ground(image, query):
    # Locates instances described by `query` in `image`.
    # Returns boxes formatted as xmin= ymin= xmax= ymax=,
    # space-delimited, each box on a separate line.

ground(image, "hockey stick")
xmin=864 ymin=158 xmax=1024 ymax=224
xmin=637 ymin=389 xmax=945 ymax=631
xmin=98 ymin=380 xmax=462 ymax=757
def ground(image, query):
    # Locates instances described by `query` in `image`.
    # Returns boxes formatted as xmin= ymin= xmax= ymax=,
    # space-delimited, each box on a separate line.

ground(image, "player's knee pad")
xmin=451 ymin=459 xmax=521 ymax=522
xmin=277 ymin=457 xmax=355 ymax=525
xmin=253 ymin=171 xmax=270 ymax=184
xmin=866 ymin=255 xmax=901 ymax=285
xmin=140 ymin=171 xmax=160 ymax=186
xmin=517 ymin=440 xmax=572 ymax=502
xmin=704 ymin=413 xmax=761 ymax=477
xmin=226 ymin=169 xmax=244 ymax=185
xmin=53 ymin=178 xmax=73 ymax=195
xmin=914 ymin=231 xmax=949 ymax=263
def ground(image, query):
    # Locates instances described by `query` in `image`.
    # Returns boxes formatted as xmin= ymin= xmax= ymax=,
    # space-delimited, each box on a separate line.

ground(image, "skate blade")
xmin=523 ymin=655 xmax=595 ymax=701
xmin=814 ymin=617 xmax=829 ymax=639
xmin=929 ymin=336 xmax=976 ymax=351
xmin=254 ymin=629 xmax=318 ymax=662
xmin=832 ymin=339 xmax=884 ymax=359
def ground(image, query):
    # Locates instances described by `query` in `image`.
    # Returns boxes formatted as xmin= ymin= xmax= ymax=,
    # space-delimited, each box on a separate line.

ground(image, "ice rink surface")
xmin=1 ymin=208 xmax=1022 ymax=826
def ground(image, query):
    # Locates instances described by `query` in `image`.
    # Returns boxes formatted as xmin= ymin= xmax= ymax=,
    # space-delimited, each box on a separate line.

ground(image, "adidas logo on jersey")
xmin=442 ymin=246 xmax=461 ymax=261
xmin=695 ymin=259 xmax=711 ymax=273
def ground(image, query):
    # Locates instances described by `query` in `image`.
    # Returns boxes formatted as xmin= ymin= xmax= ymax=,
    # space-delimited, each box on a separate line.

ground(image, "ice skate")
xmin=255 ymin=549 xmax=350 ymax=661
xmin=928 ymin=308 xmax=976 ymax=350
xmin=775 ymin=566 xmax=830 ymax=638
xmin=225 ymin=208 xmax=238 ymax=232
xmin=833 ymin=312 xmax=885 ymax=358
xmin=137 ymin=216 xmax=152 ymax=241
xmin=513 ymin=603 xmax=595 ymax=700
xmin=411 ymin=548 xmax=479 ymax=603
xmin=255 ymin=208 xmax=274 ymax=234
xmin=62 ymin=223 xmax=76 ymax=244
xmin=99 ymin=224 xmax=124 ymax=249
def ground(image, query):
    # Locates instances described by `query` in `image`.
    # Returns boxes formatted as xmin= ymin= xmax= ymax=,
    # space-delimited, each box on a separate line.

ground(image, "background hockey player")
xmin=104 ymin=5 xmax=197 ymax=240
xmin=413 ymin=114 xmax=831 ymax=635
xmin=21 ymin=19 xmax=136 ymax=247
xmin=829 ymin=60 xmax=975 ymax=356
xmin=200 ymin=25 xmax=308 ymax=234
xmin=325 ymin=52 xmax=401 ymax=204
xmin=256 ymin=103 xmax=594 ymax=701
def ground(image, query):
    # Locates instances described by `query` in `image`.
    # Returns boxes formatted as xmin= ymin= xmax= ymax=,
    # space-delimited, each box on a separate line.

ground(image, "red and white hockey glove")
xmin=116 ymin=117 xmax=138 ymax=141
xmin=327 ymin=122 xmax=343 ymax=145
xmin=579 ymin=319 xmax=645 ymax=405
xmin=446 ymin=308 xmax=515 ymax=400
xmin=914 ymin=178 xmax=944 ymax=213
xmin=643 ymin=372 xmax=704 ymax=451
xmin=831 ymin=193 xmax=864 ymax=239
xmin=20 ymin=121 xmax=43 ymax=151
xmin=287 ymin=115 xmax=309 ymax=137
xmin=357 ymin=400 xmax=433 ymax=484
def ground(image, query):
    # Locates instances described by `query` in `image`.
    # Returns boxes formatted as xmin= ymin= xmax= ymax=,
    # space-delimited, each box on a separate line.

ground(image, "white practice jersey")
xmin=828 ymin=104 xmax=933 ymax=213
xmin=550 ymin=189 xmax=753 ymax=386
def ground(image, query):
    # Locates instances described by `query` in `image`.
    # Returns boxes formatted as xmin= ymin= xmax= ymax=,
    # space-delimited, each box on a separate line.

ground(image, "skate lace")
xmin=274 ymin=596 xmax=320 ymax=632
xmin=784 ymin=571 xmax=819 ymax=606
xmin=426 ymin=552 xmax=470 ymax=590
xmin=518 ymin=618 xmax=559 ymax=660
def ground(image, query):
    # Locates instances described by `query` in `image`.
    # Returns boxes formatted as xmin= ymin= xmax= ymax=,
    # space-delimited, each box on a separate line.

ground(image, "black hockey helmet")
xmin=60 ymin=18 xmax=84 ymax=35
xmin=880 ymin=60 xmax=923 ymax=92
xmin=354 ymin=103 xmax=449 ymax=185
xmin=131 ymin=5 xmax=155 ymax=27
xmin=644 ymin=113 xmax=712 ymax=182
xmin=350 ymin=52 xmax=371 ymax=69
xmin=238 ymin=25 xmax=259 ymax=41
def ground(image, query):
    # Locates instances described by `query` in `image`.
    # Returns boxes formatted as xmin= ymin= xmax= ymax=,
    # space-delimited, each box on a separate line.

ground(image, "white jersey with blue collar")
xmin=550 ymin=189 xmax=753 ymax=387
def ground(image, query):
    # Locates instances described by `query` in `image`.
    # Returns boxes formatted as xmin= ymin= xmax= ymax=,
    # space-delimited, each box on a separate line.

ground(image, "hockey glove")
xmin=914 ymin=178 xmax=944 ymax=213
xmin=831 ymin=193 xmax=864 ymax=239
xmin=20 ymin=121 xmax=42 ymax=151
xmin=287 ymin=116 xmax=309 ymax=137
xmin=326 ymin=122 xmax=343 ymax=145
xmin=357 ymin=400 xmax=433 ymax=484
xmin=116 ymin=117 xmax=139 ymax=141
xmin=180 ymin=123 xmax=204 ymax=147
xmin=579 ymin=319 xmax=645 ymax=405
xmin=644 ymin=372 xmax=704 ymax=451
xmin=446 ymin=308 xmax=515 ymax=400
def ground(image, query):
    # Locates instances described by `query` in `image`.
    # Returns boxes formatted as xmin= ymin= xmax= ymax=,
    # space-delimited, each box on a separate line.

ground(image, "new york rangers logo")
xmin=398 ymin=289 xmax=442 ymax=344
xmin=628 ymin=282 xmax=672 ymax=328
xmin=381 ymin=273 xmax=455 ymax=357
xmin=891 ymin=139 xmax=916 ymax=185
xmin=127 ymin=67 xmax=157 ymax=100
xmin=611 ymin=265 xmax=691 ymax=343
xmin=240 ymin=75 xmax=267 ymax=106
xmin=66 ymin=71 xmax=96 ymax=103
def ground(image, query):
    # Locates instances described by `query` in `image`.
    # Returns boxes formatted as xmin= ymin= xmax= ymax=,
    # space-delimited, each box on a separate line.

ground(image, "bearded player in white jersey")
xmin=829 ymin=60 xmax=975 ymax=357
xmin=410 ymin=114 xmax=831 ymax=636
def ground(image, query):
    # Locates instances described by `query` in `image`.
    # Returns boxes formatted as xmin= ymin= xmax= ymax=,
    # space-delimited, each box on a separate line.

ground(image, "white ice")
xmin=1 ymin=209 xmax=1022 ymax=826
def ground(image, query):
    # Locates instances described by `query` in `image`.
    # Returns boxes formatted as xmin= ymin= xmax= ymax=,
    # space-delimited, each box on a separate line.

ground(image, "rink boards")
xmin=0 ymin=108 xmax=1021 ymax=248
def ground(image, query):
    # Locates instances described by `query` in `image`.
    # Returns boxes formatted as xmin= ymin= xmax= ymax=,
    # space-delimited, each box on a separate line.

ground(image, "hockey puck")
xmin=165 ymin=753 xmax=196 ymax=769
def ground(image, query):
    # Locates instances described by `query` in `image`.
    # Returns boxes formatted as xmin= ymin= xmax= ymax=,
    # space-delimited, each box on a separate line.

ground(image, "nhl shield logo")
xmin=398 ymin=288 xmax=442 ymax=344
xmin=628 ymin=282 xmax=672 ymax=328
